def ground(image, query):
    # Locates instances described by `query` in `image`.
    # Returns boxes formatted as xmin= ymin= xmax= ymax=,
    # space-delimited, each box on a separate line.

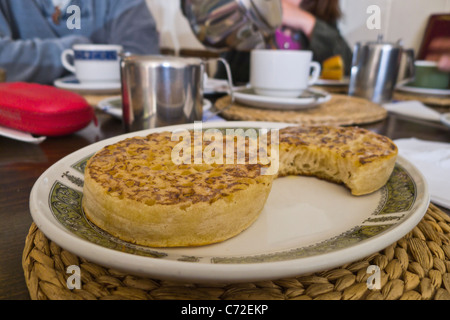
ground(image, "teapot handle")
xmin=348 ymin=43 xmax=361 ymax=96
xmin=403 ymin=49 xmax=415 ymax=83
xmin=396 ymin=49 xmax=416 ymax=88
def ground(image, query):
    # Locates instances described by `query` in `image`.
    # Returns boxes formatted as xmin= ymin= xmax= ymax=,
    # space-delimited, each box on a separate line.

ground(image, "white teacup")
xmin=61 ymin=44 xmax=123 ymax=83
xmin=250 ymin=50 xmax=321 ymax=98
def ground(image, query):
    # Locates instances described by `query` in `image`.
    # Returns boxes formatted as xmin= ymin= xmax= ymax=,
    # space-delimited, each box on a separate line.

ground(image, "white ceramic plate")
xmin=54 ymin=76 xmax=121 ymax=94
xmin=204 ymin=77 xmax=249 ymax=95
xmin=29 ymin=121 xmax=429 ymax=283
xmin=441 ymin=113 xmax=450 ymax=128
xmin=96 ymin=96 xmax=213 ymax=119
xmin=233 ymin=88 xmax=331 ymax=110
xmin=396 ymin=82 xmax=450 ymax=96
xmin=315 ymin=77 xmax=350 ymax=86
xmin=204 ymin=78 xmax=230 ymax=95
xmin=0 ymin=125 xmax=46 ymax=144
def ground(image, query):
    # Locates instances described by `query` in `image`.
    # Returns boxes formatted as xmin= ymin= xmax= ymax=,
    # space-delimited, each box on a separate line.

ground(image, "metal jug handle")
xmin=203 ymin=58 xmax=235 ymax=121
xmin=404 ymin=49 xmax=415 ymax=83
xmin=396 ymin=48 xmax=416 ymax=88
xmin=348 ymin=42 xmax=361 ymax=96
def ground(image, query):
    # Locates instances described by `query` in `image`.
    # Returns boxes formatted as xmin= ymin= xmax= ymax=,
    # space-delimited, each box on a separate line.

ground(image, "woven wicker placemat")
xmin=22 ymin=204 xmax=450 ymax=300
xmin=215 ymin=94 xmax=387 ymax=126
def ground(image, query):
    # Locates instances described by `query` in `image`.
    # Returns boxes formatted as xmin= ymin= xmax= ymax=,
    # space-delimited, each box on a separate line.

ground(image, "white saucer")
xmin=204 ymin=78 xmax=230 ymax=95
xmin=204 ymin=77 xmax=249 ymax=95
xmin=396 ymin=81 xmax=450 ymax=96
xmin=315 ymin=77 xmax=350 ymax=87
xmin=97 ymin=96 xmax=213 ymax=120
xmin=441 ymin=113 xmax=450 ymax=128
xmin=233 ymin=88 xmax=331 ymax=110
xmin=54 ymin=76 xmax=121 ymax=94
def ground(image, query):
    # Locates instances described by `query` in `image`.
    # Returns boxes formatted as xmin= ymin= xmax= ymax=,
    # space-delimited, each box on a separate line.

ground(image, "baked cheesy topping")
xmin=279 ymin=126 xmax=397 ymax=164
xmin=86 ymin=131 xmax=271 ymax=207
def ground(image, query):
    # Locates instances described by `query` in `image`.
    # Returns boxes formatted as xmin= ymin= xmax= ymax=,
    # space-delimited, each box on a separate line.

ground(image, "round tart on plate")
xmin=83 ymin=126 xmax=398 ymax=248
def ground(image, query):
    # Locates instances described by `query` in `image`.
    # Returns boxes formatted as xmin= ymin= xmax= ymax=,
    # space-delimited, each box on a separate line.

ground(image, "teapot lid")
xmin=361 ymin=35 xmax=405 ymax=48
xmin=123 ymin=55 xmax=203 ymax=68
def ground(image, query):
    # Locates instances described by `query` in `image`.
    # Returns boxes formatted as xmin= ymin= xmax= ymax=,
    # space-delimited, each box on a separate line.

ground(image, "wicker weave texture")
xmin=22 ymin=204 xmax=450 ymax=300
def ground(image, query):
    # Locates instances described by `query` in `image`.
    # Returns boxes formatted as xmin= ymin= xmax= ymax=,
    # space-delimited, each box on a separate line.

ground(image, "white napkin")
xmin=383 ymin=100 xmax=441 ymax=122
xmin=394 ymin=138 xmax=450 ymax=209
xmin=203 ymin=109 xmax=226 ymax=122
xmin=0 ymin=125 xmax=46 ymax=144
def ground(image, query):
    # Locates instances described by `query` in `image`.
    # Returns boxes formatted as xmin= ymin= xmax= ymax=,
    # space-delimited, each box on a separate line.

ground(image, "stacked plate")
xmin=233 ymin=87 xmax=332 ymax=111
xmin=396 ymin=80 xmax=450 ymax=97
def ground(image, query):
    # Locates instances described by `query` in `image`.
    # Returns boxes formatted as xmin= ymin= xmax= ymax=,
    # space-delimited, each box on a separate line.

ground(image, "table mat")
xmin=22 ymin=204 xmax=450 ymax=300
xmin=215 ymin=94 xmax=387 ymax=126
xmin=393 ymin=91 xmax=450 ymax=107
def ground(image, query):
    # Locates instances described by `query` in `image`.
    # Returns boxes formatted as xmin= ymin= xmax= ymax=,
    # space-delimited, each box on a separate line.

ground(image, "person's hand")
xmin=437 ymin=55 xmax=450 ymax=72
xmin=426 ymin=37 xmax=450 ymax=72
xmin=281 ymin=0 xmax=316 ymax=38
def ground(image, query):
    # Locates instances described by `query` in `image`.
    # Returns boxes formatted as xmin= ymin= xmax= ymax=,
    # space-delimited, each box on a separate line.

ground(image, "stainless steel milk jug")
xmin=349 ymin=37 xmax=415 ymax=104
xmin=121 ymin=55 xmax=233 ymax=132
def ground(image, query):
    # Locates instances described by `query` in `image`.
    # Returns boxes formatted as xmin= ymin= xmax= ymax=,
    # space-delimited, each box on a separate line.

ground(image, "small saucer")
xmin=54 ymin=76 xmax=121 ymax=94
xmin=441 ymin=113 xmax=450 ymax=128
xmin=233 ymin=88 xmax=331 ymax=110
xmin=315 ymin=77 xmax=350 ymax=87
xmin=97 ymin=96 xmax=213 ymax=120
xmin=396 ymin=81 xmax=450 ymax=96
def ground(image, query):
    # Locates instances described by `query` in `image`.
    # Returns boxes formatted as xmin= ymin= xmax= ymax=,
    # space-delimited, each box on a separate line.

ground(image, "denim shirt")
xmin=0 ymin=0 xmax=159 ymax=84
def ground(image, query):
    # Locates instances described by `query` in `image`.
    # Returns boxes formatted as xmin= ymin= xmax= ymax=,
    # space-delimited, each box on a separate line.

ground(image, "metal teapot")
xmin=349 ymin=36 xmax=415 ymax=104
xmin=181 ymin=0 xmax=282 ymax=51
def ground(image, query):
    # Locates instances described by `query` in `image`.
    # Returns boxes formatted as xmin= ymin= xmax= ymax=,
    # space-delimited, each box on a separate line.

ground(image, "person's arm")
xmin=0 ymin=35 xmax=90 ymax=84
xmin=281 ymin=0 xmax=316 ymax=38
xmin=0 ymin=7 xmax=90 ymax=84
xmin=281 ymin=0 xmax=353 ymax=75
xmin=94 ymin=0 xmax=160 ymax=55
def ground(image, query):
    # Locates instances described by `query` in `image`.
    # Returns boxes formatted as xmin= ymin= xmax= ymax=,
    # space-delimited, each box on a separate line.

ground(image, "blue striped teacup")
xmin=61 ymin=44 xmax=123 ymax=83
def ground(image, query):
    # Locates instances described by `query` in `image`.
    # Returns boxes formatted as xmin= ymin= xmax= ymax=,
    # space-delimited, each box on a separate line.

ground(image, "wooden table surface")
xmin=1 ymin=93 xmax=449 ymax=300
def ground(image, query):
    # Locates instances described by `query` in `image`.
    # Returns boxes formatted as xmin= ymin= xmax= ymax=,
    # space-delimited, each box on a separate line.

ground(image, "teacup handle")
xmin=61 ymin=49 xmax=76 ymax=73
xmin=204 ymin=58 xmax=234 ymax=103
xmin=308 ymin=61 xmax=322 ymax=86
xmin=403 ymin=48 xmax=416 ymax=83
xmin=203 ymin=58 xmax=235 ymax=121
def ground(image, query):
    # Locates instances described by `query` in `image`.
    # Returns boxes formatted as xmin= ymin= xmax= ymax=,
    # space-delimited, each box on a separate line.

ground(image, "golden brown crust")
xmin=83 ymin=130 xmax=273 ymax=247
